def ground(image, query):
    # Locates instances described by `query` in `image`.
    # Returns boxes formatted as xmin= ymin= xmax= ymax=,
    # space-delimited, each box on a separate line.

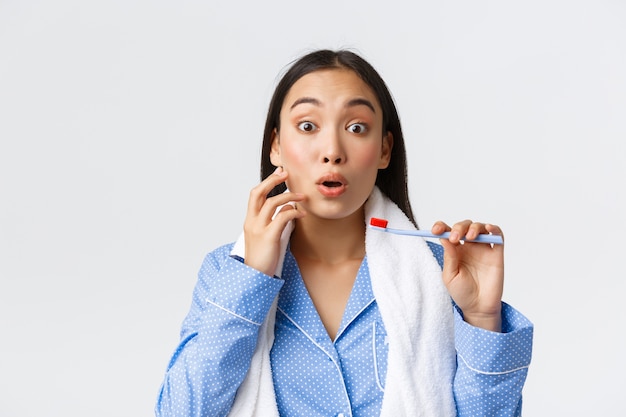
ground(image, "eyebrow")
xmin=289 ymin=97 xmax=376 ymax=113
xmin=347 ymin=98 xmax=376 ymax=113
xmin=290 ymin=97 xmax=320 ymax=109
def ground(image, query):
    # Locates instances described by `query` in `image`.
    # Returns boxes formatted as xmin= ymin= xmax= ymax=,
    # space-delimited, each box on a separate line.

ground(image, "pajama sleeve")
xmin=155 ymin=244 xmax=283 ymax=417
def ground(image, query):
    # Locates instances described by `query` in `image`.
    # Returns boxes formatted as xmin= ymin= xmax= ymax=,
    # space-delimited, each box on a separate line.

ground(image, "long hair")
xmin=260 ymin=49 xmax=417 ymax=227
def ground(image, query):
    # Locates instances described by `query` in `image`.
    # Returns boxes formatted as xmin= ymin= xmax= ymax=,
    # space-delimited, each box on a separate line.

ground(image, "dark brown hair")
xmin=260 ymin=49 xmax=416 ymax=227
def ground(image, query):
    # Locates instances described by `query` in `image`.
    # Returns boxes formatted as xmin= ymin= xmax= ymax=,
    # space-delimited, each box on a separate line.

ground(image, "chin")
xmin=303 ymin=198 xmax=366 ymax=222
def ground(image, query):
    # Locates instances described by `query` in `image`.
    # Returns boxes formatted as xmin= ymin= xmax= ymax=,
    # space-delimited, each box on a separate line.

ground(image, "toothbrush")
xmin=369 ymin=218 xmax=503 ymax=245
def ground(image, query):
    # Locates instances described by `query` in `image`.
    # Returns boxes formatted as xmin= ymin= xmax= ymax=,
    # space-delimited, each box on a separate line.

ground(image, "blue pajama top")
xmin=155 ymin=242 xmax=533 ymax=417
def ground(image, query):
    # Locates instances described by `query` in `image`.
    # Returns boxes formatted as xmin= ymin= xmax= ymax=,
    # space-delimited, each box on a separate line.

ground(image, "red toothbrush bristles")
xmin=370 ymin=217 xmax=389 ymax=228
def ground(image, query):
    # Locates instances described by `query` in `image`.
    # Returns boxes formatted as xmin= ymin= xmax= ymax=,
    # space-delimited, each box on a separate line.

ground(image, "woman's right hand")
xmin=243 ymin=166 xmax=306 ymax=276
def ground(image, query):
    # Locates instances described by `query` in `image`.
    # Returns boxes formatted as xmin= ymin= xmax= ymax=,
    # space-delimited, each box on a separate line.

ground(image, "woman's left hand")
xmin=432 ymin=220 xmax=504 ymax=332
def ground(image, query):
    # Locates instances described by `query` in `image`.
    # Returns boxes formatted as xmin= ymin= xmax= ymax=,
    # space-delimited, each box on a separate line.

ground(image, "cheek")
xmin=277 ymin=139 xmax=311 ymax=190
xmin=354 ymin=144 xmax=383 ymax=169
xmin=278 ymin=137 xmax=312 ymax=168
xmin=281 ymin=145 xmax=306 ymax=166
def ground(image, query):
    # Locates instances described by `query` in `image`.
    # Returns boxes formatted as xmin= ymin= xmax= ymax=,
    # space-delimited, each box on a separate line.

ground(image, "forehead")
xmin=283 ymin=68 xmax=381 ymax=110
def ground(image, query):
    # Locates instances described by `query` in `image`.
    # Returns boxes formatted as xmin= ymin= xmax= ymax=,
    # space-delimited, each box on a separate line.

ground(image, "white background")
xmin=1 ymin=1 xmax=624 ymax=416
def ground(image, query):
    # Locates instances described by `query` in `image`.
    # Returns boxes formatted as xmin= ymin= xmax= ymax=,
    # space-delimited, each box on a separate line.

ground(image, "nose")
xmin=321 ymin=130 xmax=345 ymax=164
xmin=323 ymin=155 xmax=343 ymax=164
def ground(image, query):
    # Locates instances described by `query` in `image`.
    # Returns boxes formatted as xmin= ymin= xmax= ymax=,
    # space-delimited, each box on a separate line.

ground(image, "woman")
xmin=156 ymin=49 xmax=533 ymax=417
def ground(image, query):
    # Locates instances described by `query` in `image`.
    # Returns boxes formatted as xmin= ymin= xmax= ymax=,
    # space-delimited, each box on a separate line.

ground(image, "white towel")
xmin=228 ymin=187 xmax=456 ymax=417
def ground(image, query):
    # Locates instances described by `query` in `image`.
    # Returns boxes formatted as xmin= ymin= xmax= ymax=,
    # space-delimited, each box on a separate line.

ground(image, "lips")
xmin=316 ymin=173 xmax=348 ymax=197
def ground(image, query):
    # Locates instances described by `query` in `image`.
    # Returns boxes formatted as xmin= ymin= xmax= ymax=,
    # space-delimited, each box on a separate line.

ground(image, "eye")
xmin=347 ymin=123 xmax=368 ymax=134
xmin=297 ymin=121 xmax=317 ymax=132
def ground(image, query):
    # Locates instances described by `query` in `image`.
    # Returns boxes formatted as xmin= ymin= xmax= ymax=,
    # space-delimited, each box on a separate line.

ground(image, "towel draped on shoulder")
xmin=229 ymin=186 xmax=456 ymax=417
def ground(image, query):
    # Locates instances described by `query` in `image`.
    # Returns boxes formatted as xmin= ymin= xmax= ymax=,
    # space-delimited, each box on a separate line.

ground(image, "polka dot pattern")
xmin=453 ymin=302 xmax=533 ymax=417
xmin=271 ymin=252 xmax=386 ymax=416
xmin=155 ymin=242 xmax=533 ymax=417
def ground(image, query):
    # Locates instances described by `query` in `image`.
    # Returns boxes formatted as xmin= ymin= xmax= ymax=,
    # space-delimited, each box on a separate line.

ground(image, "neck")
xmin=290 ymin=207 xmax=366 ymax=265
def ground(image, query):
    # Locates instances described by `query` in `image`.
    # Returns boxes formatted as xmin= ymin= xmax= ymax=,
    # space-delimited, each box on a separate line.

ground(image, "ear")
xmin=269 ymin=128 xmax=282 ymax=167
xmin=378 ymin=131 xmax=393 ymax=169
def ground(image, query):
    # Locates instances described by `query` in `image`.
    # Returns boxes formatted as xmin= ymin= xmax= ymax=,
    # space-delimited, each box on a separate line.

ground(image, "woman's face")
xmin=270 ymin=68 xmax=393 ymax=221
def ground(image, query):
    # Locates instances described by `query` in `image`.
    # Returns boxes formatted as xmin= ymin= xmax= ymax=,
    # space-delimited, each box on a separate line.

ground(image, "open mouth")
xmin=317 ymin=174 xmax=348 ymax=197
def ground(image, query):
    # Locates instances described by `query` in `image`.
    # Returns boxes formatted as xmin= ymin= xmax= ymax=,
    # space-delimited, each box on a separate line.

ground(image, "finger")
xmin=438 ymin=237 xmax=460 ymax=284
xmin=462 ymin=222 xmax=503 ymax=246
xmin=485 ymin=223 xmax=505 ymax=247
xmin=431 ymin=220 xmax=451 ymax=235
xmin=449 ymin=219 xmax=473 ymax=244
xmin=243 ymin=196 xmax=306 ymax=250
xmin=484 ymin=223 xmax=503 ymax=236
xmin=268 ymin=203 xmax=307 ymax=232
xmin=247 ymin=166 xmax=288 ymax=215
xmin=258 ymin=191 xmax=306 ymax=223
xmin=255 ymin=206 xmax=306 ymax=248
xmin=465 ymin=222 xmax=488 ymax=241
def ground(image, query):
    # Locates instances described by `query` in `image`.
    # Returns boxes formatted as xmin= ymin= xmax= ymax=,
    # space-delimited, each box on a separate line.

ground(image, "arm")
xmin=453 ymin=303 xmax=533 ymax=417
xmin=432 ymin=220 xmax=505 ymax=332
xmin=427 ymin=241 xmax=534 ymax=416
xmin=156 ymin=167 xmax=303 ymax=416
xmin=155 ymin=244 xmax=283 ymax=417
xmin=156 ymin=167 xmax=304 ymax=416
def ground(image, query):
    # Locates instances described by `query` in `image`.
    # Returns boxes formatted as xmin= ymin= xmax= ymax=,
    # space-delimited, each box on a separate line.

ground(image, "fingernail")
xmin=450 ymin=231 xmax=459 ymax=241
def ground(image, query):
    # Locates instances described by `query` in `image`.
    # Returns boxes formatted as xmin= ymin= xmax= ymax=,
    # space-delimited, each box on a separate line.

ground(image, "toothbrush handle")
xmin=370 ymin=226 xmax=503 ymax=245
xmin=436 ymin=231 xmax=503 ymax=245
